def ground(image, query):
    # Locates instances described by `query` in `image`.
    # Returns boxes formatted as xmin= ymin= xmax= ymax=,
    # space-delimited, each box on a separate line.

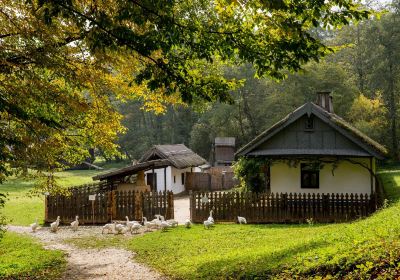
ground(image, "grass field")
xmin=0 ymin=232 xmax=66 ymax=279
xmin=127 ymin=167 xmax=400 ymax=279
xmin=0 ymin=162 xmax=126 ymax=226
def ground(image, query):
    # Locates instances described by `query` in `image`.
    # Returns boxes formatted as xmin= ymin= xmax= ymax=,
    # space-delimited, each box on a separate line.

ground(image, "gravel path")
xmin=8 ymin=225 xmax=164 ymax=280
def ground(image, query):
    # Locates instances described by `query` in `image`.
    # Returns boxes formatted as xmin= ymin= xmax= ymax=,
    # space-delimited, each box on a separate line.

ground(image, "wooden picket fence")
xmin=190 ymin=191 xmax=377 ymax=223
xmin=45 ymin=188 xmax=174 ymax=224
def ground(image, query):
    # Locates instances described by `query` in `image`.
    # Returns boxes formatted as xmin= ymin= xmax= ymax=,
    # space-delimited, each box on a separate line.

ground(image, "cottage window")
xmin=301 ymin=163 xmax=319 ymax=189
xmin=181 ymin=173 xmax=185 ymax=185
xmin=173 ymin=176 xmax=176 ymax=183
xmin=305 ymin=116 xmax=314 ymax=130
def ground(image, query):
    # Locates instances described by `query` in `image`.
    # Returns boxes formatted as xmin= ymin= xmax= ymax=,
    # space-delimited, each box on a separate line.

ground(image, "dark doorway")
xmin=147 ymin=173 xmax=157 ymax=191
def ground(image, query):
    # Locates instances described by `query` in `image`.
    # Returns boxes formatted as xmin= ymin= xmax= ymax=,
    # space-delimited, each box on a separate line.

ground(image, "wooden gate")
xmin=113 ymin=191 xmax=174 ymax=221
xmin=141 ymin=191 xmax=174 ymax=220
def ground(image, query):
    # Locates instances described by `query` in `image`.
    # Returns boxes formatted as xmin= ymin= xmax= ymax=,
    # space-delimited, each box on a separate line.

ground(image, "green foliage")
xmin=0 ymin=232 xmax=66 ymax=279
xmin=1 ymin=0 xmax=134 ymax=189
xmin=127 ymin=167 xmax=400 ymax=279
xmin=233 ymin=157 xmax=270 ymax=192
xmin=37 ymin=0 xmax=369 ymax=103
xmin=347 ymin=94 xmax=389 ymax=146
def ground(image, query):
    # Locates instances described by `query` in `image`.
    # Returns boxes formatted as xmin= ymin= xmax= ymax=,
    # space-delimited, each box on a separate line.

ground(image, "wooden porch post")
xmin=370 ymin=157 xmax=374 ymax=194
xmin=152 ymin=168 xmax=155 ymax=192
xmin=164 ymin=167 xmax=167 ymax=193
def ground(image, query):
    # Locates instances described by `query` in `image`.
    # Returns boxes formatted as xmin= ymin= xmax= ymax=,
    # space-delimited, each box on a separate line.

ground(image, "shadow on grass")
xmin=193 ymin=239 xmax=330 ymax=279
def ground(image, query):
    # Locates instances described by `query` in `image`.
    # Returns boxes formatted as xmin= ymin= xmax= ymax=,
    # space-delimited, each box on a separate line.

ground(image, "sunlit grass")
xmin=0 ymin=232 xmax=65 ymax=279
xmin=0 ymin=162 xmax=127 ymax=225
xmin=127 ymin=167 xmax=400 ymax=279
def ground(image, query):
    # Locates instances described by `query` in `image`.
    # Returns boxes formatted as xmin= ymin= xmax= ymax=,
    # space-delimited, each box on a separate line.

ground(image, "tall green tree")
xmin=0 ymin=0 xmax=370 ymax=186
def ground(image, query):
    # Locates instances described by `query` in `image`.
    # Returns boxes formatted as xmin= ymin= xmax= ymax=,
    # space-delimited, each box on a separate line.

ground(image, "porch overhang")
xmin=92 ymin=159 xmax=171 ymax=181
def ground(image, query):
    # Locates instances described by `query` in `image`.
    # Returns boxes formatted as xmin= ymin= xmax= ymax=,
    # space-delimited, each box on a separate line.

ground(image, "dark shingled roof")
xmin=139 ymin=144 xmax=207 ymax=169
xmin=236 ymin=102 xmax=387 ymax=159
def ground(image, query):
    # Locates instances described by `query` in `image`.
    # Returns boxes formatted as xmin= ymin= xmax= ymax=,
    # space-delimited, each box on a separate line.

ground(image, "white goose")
xmin=159 ymin=215 xmax=178 ymax=227
xmin=30 ymin=218 xmax=39 ymax=232
xmin=102 ymin=222 xmax=116 ymax=234
xmin=238 ymin=216 xmax=247 ymax=224
xmin=160 ymin=221 xmax=172 ymax=231
xmin=130 ymin=223 xmax=143 ymax=234
xmin=207 ymin=210 xmax=214 ymax=223
xmin=204 ymin=219 xmax=214 ymax=229
xmin=142 ymin=217 xmax=157 ymax=231
xmin=114 ymin=223 xmax=126 ymax=234
xmin=70 ymin=216 xmax=79 ymax=231
xmin=50 ymin=216 xmax=60 ymax=233
xmin=125 ymin=216 xmax=140 ymax=231
xmin=184 ymin=219 xmax=192 ymax=228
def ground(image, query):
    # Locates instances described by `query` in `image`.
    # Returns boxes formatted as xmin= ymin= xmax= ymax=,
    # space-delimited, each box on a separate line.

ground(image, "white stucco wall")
xmin=145 ymin=166 xmax=197 ymax=194
xmin=270 ymin=158 xmax=374 ymax=194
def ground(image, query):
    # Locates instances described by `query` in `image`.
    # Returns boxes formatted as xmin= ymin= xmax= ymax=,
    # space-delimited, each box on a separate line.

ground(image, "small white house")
xmin=140 ymin=144 xmax=207 ymax=193
xmin=236 ymin=92 xmax=387 ymax=195
xmin=92 ymin=144 xmax=208 ymax=194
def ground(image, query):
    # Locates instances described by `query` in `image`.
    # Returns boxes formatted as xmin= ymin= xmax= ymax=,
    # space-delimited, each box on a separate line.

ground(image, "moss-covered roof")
xmin=236 ymin=102 xmax=387 ymax=159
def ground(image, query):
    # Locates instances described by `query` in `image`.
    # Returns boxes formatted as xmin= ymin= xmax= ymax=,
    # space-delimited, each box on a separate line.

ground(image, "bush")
xmin=233 ymin=157 xmax=270 ymax=192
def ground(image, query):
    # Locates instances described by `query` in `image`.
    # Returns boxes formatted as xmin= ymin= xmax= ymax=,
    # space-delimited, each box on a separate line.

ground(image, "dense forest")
xmin=115 ymin=1 xmax=399 ymax=162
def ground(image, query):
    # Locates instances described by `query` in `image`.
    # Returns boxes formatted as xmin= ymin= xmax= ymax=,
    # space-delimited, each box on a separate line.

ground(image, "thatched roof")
xmin=236 ymin=102 xmax=387 ymax=159
xmin=139 ymin=144 xmax=207 ymax=169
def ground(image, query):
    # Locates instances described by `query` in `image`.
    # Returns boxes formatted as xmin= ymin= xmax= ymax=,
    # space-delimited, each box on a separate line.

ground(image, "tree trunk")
xmin=241 ymin=90 xmax=258 ymax=138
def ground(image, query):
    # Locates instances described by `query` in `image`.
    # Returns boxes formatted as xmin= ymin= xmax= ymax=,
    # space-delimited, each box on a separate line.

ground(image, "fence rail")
xmin=46 ymin=188 xmax=174 ymax=224
xmin=190 ymin=191 xmax=377 ymax=223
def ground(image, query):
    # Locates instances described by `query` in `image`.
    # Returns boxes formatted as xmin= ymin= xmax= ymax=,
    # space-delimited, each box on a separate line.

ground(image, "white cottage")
xmin=93 ymin=144 xmax=208 ymax=194
xmin=140 ymin=144 xmax=207 ymax=193
xmin=236 ymin=92 xmax=387 ymax=195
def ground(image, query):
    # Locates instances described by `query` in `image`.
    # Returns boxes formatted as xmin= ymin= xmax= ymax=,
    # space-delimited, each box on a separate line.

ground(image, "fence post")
xmin=107 ymin=190 xmax=117 ymax=221
xmin=112 ymin=190 xmax=117 ymax=220
xmin=189 ymin=190 xmax=193 ymax=221
xmin=168 ymin=191 xmax=174 ymax=219
xmin=107 ymin=191 xmax=112 ymax=222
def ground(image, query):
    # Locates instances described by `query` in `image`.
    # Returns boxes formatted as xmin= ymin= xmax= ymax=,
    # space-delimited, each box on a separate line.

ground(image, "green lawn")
xmin=127 ymin=167 xmax=400 ymax=279
xmin=0 ymin=162 xmax=126 ymax=226
xmin=0 ymin=232 xmax=65 ymax=279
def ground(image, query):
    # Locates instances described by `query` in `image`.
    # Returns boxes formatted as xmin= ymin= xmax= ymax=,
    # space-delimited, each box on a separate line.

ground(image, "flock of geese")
xmin=30 ymin=211 xmax=247 ymax=234
xmin=102 ymin=215 xmax=182 ymax=234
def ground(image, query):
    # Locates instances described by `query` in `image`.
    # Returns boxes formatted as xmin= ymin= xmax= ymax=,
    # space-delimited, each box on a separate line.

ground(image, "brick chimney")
xmin=316 ymin=91 xmax=333 ymax=113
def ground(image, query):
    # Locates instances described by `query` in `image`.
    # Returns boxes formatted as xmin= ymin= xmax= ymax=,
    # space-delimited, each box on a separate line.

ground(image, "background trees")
xmin=114 ymin=1 xmax=400 ymax=162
